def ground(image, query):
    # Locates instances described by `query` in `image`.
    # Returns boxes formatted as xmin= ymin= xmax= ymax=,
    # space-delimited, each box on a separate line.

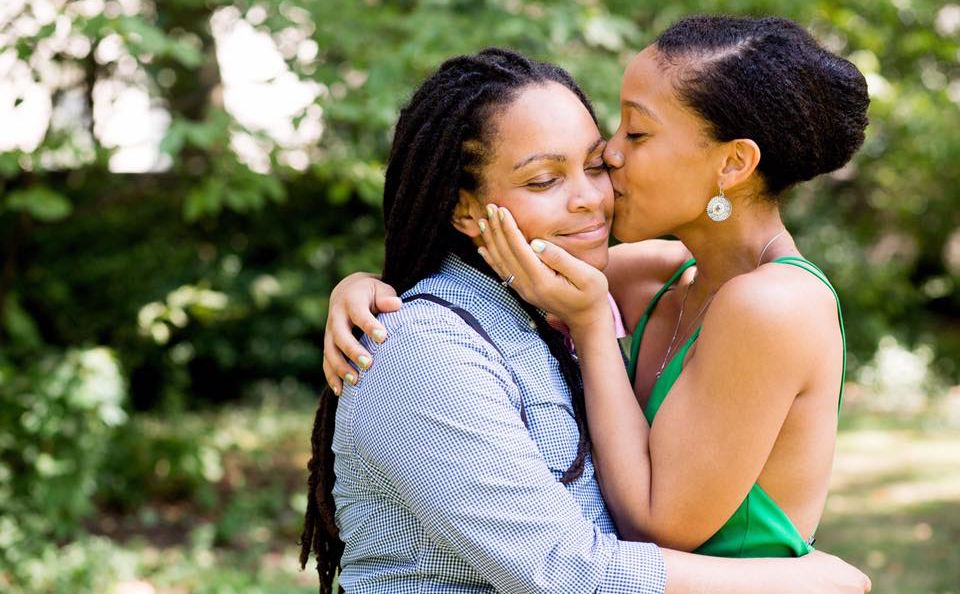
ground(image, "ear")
xmin=451 ymin=188 xmax=484 ymax=238
xmin=716 ymin=138 xmax=761 ymax=192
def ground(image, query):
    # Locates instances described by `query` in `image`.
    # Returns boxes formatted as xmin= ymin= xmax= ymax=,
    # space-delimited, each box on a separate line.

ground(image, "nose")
xmin=603 ymin=141 xmax=624 ymax=169
xmin=569 ymin=167 xmax=609 ymax=213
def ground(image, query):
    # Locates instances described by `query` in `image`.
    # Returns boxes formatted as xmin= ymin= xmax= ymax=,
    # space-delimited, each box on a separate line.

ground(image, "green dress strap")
xmin=627 ymin=258 xmax=697 ymax=383
xmin=770 ymin=256 xmax=847 ymax=413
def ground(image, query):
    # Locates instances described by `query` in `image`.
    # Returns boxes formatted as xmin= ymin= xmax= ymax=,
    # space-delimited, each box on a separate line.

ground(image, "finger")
xmin=333 ymin=310 xmax=375 ymax=371
xmin=477 ymin=246 xmax=507 ymax=281
xmin=495 ymin=206 xmax=558 ymax=285
xmin=478 ymin=246 xmax=518 ymax=292
xmin=477 ymin=206 xmax=512 ymax=280
xmin=485 ymin=204 xmax=531 ymax=286
xmin=322 ymin=358 xmax=343 ymax=396
xmin=373 ymin=281 xmax=402 ymax=317
xmin=323 ymin=340 xmax=359 ymax=388
xmin=530 ymin=238 xmax=605 ymax=292
xmin=374 ymin=294 xmax=403 ymax=315
xmin=349 ymin=301 xmax=390 ymax=346
xmin=325 ymin=319 xmax=362 ymax=384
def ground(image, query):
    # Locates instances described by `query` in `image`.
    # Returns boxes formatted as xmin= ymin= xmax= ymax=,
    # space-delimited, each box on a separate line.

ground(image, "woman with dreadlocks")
xmin=304 ymin=46 xmax=870 ymax=593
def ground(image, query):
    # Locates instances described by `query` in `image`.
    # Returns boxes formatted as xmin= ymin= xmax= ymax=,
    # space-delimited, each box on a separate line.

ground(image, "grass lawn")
xmin=816 ymin=411 xmax=960 ymax=594
xmin=34 ymin=391 xmax=958 ymax=594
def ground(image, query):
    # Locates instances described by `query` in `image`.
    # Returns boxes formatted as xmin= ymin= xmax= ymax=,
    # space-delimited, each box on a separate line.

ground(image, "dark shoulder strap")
xmin=402 ymin=293 xmax=528 ymax=428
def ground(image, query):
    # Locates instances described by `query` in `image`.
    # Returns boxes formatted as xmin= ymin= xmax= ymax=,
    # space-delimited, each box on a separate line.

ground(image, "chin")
xmin=575 ymin=247 xmax=610 ymax=271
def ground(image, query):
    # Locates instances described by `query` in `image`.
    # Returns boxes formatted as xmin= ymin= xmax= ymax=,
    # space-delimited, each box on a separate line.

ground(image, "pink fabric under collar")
xmin=545 ymin=293 xmax=626 ymax=354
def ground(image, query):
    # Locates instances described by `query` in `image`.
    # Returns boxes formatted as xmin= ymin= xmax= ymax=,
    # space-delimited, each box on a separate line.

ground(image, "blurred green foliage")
xmin=1 ymin=0 xmax=959 ymax=590
xmin=0 ymin=346 xmax=126 ymax=585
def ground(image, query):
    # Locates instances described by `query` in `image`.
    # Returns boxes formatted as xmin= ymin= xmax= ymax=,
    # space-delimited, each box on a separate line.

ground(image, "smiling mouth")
xmin=559 ymin=221 xmax=608 ymax=241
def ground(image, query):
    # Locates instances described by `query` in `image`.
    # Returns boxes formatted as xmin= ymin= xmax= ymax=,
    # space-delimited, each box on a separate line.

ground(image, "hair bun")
xmin=656 ymin=15 xmax=870 ymax=195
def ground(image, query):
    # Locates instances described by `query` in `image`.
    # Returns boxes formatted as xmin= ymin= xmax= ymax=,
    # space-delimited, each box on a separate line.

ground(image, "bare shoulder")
xmin=704 ymin=262 xmax=839 ymax=360
xmin=606 ymin=240 xmax=692 ymax=331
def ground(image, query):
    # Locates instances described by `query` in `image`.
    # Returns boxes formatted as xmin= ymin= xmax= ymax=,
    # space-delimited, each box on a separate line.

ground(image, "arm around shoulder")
xmin=605 ymin=240 xmax=691 ymax=332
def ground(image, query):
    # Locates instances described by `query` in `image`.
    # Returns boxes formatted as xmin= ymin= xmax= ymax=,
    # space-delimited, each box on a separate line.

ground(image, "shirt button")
xmin=527 ymin=320 xmax=537 ymax=331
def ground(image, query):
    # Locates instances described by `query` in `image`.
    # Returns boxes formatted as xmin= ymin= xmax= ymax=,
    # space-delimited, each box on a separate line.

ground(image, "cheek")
xmin=493 ymin=193 xmax=545 ymax=242
xmin=593 ymin=172 xmax=615 ymax=216
xmin=624 ymin=143 xmax=707 ymax=210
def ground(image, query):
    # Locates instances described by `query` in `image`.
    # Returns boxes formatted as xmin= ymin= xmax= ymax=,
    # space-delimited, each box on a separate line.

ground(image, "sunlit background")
xmin=1 ymin=1 xmax=958 ymax=593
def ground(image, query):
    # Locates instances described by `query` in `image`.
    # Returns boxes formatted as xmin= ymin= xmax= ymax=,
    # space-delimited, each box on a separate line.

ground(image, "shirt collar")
xmin=436 ymin=253 xmax=539 ymax=329
xmin=437 ymin=253 xmax=627 ymax=345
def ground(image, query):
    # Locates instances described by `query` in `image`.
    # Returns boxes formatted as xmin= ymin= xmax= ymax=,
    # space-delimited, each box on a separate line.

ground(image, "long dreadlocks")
xmin=300 ymin=48 xmax=601 ymax=593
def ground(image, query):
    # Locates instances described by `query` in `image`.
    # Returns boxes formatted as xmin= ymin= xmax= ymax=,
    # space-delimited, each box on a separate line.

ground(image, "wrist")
xmin=568 ymin=309 xmax=615 ymax=340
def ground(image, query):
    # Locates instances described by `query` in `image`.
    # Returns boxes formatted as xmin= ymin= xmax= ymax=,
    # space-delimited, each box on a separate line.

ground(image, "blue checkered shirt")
xmin=332 ymin=255 xmax=666 ymax=593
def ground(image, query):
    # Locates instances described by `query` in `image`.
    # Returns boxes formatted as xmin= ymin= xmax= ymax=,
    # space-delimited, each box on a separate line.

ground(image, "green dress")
xmin=626 ymin=256 xmax=846 ymax=557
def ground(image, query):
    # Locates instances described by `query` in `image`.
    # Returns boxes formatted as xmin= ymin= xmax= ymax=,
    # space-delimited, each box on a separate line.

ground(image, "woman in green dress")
xmin=323 ymin=15 xmax=868 ymax=558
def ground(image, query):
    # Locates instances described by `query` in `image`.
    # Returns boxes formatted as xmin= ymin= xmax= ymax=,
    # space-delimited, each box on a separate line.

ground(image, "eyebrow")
xmin=512 ymin=153 xmax=566 ymax=170
xmin=623 ymin=100 xmax=661 ymax=123
xmin=512 ymin=138 xmax=605 ymax=171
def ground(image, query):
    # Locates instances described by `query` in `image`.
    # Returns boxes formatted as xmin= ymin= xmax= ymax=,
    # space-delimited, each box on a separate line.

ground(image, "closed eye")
xmin=626 ymin=132 xmax=648 ymax=141
xmin=587 ymin=161 xmax=608 ymax=174
xmin=527 ymin=178 xmax=558 ymax=189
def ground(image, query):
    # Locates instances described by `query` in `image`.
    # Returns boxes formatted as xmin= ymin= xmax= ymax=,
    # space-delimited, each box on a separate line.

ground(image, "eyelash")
xmin=527 ymin=179 xmax=557 ymax=189
xmin=528 ymin=162 xmax=607 ymax=188
xmin=626 ymin=132 xmax=648 ymax=142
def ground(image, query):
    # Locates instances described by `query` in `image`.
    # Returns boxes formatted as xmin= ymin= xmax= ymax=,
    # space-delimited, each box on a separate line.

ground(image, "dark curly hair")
xmin=655 ymin=15 xmax=870 ymax=195
xmin=300 ymin=48 xmax=597 ymax=593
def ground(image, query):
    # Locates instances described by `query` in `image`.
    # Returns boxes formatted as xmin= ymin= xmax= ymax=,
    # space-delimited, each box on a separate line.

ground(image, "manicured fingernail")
xmin=358 ymin=355 xmax=372 ymax=370
xmin=478 ymin=247 xmax=487 ymax=258
xmin=345 ymin=372 xmax=357 ymax=385
xmin=372 ymin=329 xmax=386 ymax=343
xmin=498 ymin=207 xmax=506 ymax=221
xmin=478 ymin=219 xmax=487 ymax=232
xmin=531 ymin=239 xmax=546 ymax=253
xmin=486 ymin=204 xmax=496 ymax=219
xmin=332 ymin=384 xmax=341 ymax=396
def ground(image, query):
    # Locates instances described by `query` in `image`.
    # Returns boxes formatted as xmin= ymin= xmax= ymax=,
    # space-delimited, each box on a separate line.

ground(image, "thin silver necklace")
xmin=654 ymin=228 xmax=787 ymax=379
xmin=655 ymin=274 xmax=715 ymax=378
xmin=757 ymin=229 xmax=787 ymax=267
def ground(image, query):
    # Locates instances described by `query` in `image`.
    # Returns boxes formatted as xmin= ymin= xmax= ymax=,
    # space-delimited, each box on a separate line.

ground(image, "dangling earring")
xmin=706 ymin=184 xmax=732 ymax=222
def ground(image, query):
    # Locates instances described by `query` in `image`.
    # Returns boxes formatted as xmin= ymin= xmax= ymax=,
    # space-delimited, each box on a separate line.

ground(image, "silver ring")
xmin=501 ymin=275 xmax=515 ymax=288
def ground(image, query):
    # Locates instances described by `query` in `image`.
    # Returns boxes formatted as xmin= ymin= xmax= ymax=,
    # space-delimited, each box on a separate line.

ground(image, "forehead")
xmin=621 ymin=46 xmax=705 ymax=132
xmin=490 ymin=82 xmax=599 ymax=159
xmin=622 ymin=47 xmax=675 ymax=103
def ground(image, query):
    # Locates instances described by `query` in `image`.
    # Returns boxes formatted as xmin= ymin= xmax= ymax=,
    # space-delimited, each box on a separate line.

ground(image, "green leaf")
xmin=0 ymin=153 xmax=20 ymax=178
xmin=2 ymin=293 xmax=43 ymax=351
xmin=159 ymin=122 xmax=187 ymax=156
xmin=5 ymin=187 xmax=72 ymax=222
xmin=119 ymin=16 xmax=170 ymax=56
xmin=183 ymin=178 xmax=226 ymax=221
xmin=257 ymin=174 xmax=286 ymax=202
xmin=168 ymin=38 xmax=204 ymax=68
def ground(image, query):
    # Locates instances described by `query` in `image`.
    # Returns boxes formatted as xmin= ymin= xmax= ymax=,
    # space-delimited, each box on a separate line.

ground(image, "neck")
xmin=674 ymin=198 xmax=797 ymax=296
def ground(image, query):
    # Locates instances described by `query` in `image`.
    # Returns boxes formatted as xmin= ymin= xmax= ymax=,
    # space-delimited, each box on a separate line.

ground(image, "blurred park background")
xmin=1 ymin=0 xmax=958 ymax=592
